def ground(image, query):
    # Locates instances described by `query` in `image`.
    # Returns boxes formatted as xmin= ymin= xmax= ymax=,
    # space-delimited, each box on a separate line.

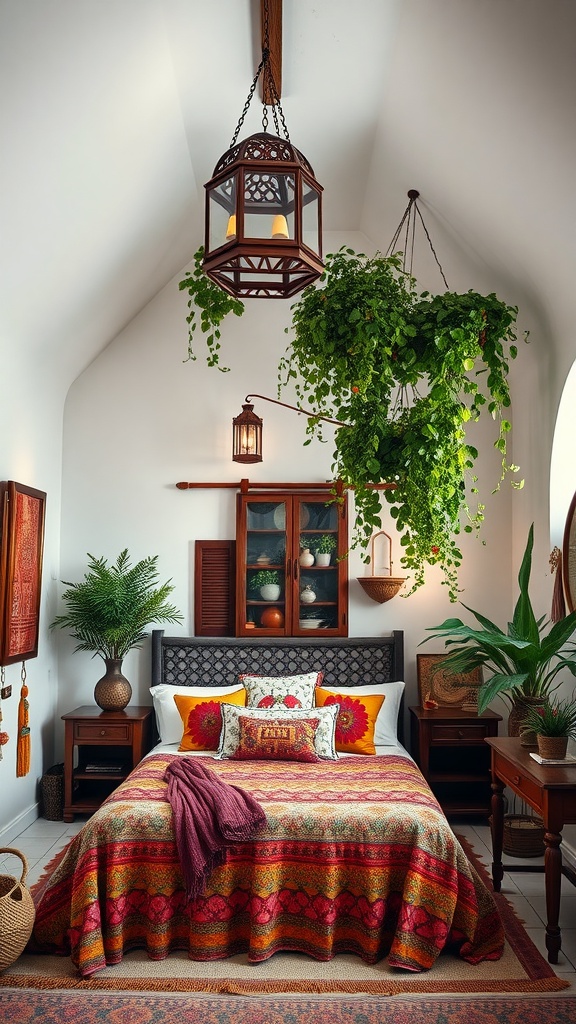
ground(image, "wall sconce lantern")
xmin=203 ymin=1 xmax=323 ymax=299
xmin=232 ymin=403 xmax=263 ymax=463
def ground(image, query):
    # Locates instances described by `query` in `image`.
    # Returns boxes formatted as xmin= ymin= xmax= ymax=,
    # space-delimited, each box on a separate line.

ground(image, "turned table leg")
xmin=544 ymin=829 xmax=563 ymax=963
xmin=490 ymin=776 xmax=505 ymax=892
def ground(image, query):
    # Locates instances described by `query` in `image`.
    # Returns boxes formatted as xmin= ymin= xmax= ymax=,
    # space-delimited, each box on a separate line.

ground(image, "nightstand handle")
xmin=457 ymin=730 xmax=464 ymax=738
xmin=100 ymin=729 xmax=106 ymax=736
xmin=512 ymin=774 xmax=520 ymax=786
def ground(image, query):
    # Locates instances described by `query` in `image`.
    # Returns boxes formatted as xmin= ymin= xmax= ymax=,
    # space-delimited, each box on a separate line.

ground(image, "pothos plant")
xmin=179 ymin=245 xmax=523 ymax=601
xmin=276 ymin=247 xmax=523 ymax=600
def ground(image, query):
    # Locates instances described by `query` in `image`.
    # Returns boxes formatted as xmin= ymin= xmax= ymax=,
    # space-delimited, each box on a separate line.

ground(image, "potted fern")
xmin=250 ymin=568 xmax=282 ymax=601
xmin=51 ymin=550 xmax=183 ymax=711
xmin=314 ymin=534 xmax=337 ymax=566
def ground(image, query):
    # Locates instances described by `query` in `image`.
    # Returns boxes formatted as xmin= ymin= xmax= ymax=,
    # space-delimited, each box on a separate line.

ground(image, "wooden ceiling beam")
xmin=260 ymin=0 xmax=282 ymax=104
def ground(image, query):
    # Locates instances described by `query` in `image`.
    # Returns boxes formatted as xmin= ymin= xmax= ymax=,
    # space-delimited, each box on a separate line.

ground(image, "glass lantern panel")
xmin=243 ymin=172 xmax=295 ymax=240
xmin=302 ymin=181 xmax=320 ymax=255
xmin=208 ymin=175 xmax=236 ymax=254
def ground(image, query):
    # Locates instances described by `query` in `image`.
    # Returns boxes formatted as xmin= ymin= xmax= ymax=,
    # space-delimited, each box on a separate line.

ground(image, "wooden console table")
xmin=486 ymin=736 xmax=576 ymax=963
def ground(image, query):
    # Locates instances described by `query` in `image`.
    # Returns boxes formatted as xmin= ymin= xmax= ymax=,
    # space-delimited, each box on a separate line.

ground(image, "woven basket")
xmin=41 ymin=762 xmax=65 ymax=820
xmin=0 ymin=848 xmax=36 ymax=972
xmin=503 ymin=814 xmax=545 ymax=858
xmin=356 ymin=530 xmax=406 ymax=604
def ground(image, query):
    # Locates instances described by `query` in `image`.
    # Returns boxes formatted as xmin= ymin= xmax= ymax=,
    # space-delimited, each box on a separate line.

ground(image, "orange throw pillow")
xmin=315 ymin=686 xmax=384 ymax=755
xmin=174 ymin=689 xmax=246 ymax=751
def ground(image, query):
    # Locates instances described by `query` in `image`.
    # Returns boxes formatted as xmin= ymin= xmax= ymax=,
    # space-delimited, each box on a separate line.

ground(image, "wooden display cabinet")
xmin=235 ymin=490 xmax=348 ymax=636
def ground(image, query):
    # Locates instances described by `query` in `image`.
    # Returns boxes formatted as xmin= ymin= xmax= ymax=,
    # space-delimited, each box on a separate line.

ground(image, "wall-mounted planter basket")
xmin=356 ymin=530 xmax=406 ymax=604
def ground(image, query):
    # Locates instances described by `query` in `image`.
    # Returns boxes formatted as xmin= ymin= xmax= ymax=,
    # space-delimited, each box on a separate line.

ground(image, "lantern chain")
xmin=229 ymin=0 xmax=290 ymax=148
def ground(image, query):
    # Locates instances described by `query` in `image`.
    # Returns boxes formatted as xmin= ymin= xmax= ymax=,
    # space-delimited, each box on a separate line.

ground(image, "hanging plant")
xmin=277 ymin=246 xmax=523 ymax=600
xmin=178 ymin=246 xmax=244 ymax=371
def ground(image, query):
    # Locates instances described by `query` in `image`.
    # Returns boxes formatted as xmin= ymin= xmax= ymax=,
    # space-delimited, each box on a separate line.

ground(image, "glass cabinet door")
xmin=239 ymin=498 xmax=289 ymax=634
xmin=294 ymin=497 xmax=343 ymax=633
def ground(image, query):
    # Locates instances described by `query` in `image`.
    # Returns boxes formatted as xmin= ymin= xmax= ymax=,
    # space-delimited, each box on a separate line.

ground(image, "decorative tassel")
xmin=550 ymin=546 xmax=566 ymax=623
xmin=17 ymin=661 xmax=30 ymax=778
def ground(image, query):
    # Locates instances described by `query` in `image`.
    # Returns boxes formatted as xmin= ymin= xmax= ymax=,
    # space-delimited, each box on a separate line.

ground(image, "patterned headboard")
xmin=151 ymin=631 xmax=405 ymax=740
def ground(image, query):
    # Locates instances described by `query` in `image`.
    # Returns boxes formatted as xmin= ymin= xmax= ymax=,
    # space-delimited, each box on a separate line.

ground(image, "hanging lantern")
xmin=232 ymin=403 xmax=263 ymax=463
xmin=203 ymin=1 xmax=323 ymax=298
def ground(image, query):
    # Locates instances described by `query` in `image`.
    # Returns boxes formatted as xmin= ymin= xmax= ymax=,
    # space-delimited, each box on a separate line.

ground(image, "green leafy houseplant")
xmin=523 ymin=695 xmax=576 ymax=738
xmin=278 ymin=247 xmax=523 ymax=599
xmin=314 ymin=534 xmax=337 ymax=554
xmin=51 ymin=550 xmax=183 ymax=660
xmin=422 ymin=525 xmax=576 ymax=716
xmin=250 ymin=569 xmax=282 ymax=590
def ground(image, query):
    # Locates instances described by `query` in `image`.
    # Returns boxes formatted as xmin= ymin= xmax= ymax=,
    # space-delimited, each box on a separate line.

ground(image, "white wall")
xmin=0 ymin=346 xmax=64 ymax=840
xmin=57 ymin=229 xmax=518 ymax=743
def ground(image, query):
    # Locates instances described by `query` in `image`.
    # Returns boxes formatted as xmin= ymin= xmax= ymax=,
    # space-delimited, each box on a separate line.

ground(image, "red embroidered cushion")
xmin=230 ymin=714 xmax=321 ymax=762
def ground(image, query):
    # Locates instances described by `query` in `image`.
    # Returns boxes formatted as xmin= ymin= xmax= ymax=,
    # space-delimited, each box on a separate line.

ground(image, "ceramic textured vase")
xmin=301 ymin=585 xmax=316 ymax=604
xmin=260 ymin=606 xmax=284 ymax=628
xmin=508 ymin=695 xmax=546 ymax=748
xmin=537 ymin=734 xmax=568 ymax=760
xmin=299 ymin=548 xmax=315 ymax=567
xmin=94 ymin=658 xmax=132 ymax=712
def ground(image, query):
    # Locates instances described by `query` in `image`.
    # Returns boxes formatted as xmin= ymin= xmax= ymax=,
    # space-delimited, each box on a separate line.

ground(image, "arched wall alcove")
xmin=550 ymin=359 xmax=576 ymax=547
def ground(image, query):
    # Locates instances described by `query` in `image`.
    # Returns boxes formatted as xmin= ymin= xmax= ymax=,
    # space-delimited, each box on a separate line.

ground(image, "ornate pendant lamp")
xmin=203 ymin=0 xmax=323 ymax=299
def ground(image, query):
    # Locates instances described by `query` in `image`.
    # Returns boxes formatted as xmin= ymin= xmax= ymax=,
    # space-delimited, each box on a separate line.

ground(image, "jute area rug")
xmin=0 ymin=835 xmax=570 ymax=1007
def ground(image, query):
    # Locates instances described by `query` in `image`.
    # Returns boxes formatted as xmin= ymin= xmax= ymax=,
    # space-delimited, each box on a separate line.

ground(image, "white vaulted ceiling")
xmin=1 ymin=0 xmax=575 ymax=388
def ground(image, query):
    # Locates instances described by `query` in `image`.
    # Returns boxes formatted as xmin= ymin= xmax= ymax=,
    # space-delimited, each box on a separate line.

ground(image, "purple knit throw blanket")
xmin=164 ymin=757 xmax=267 ymax=903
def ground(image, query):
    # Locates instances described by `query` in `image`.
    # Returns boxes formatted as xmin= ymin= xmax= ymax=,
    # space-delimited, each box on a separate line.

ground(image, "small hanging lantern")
xmin=232 ymin=403 xmax=263 ymax=463
xmin=203 ymin=0 xmax=323 ymax=298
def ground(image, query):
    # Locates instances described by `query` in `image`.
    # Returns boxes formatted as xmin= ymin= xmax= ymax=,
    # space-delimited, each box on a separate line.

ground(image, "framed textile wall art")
xmin=417 ymin=652 xmax=482 ymax=711
xmin=0 ymin=481 xmax=46 ymax=665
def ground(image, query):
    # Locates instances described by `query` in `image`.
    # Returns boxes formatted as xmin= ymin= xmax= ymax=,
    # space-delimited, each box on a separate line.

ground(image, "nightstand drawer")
xmin=74 ymin=722 xmax=132 ymax=742
xmin=430 ymin=723 xmax=489 ymax=743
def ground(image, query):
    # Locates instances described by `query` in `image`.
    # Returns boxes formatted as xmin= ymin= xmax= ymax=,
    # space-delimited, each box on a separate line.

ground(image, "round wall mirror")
xmin=562 ymin=490 xmax=576 ymax=612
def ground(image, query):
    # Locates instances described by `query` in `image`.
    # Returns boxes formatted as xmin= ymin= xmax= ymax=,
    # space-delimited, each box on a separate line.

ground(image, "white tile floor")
xmin=1 ymin=815 xmax=575 ymax=989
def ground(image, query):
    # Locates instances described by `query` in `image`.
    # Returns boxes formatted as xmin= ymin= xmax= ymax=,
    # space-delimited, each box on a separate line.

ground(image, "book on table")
xmin=529 ymin=752 xmax=576 ymax=766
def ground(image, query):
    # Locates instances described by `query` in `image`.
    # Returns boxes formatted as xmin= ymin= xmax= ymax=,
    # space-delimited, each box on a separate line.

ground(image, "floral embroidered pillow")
xmin=173 ymin=689 xmax=246 ymax=751
xmin=314 ymin=686 xmax=385 ymax=755
xmin=230 ymin=715 xmax=321 ymax=763
xmin=217 ymin=703 xmax=339 ymax=760
xmin=240 ymin=671 xmax=322 ymax=710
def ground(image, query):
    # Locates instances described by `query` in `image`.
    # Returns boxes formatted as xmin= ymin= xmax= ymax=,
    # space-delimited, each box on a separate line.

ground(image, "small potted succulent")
xmin=314 ymin=534 xmax=337 ymax=566
xmin=523 ymin=695 xmax=576 ymax=760
xmin=251 ymin=569 xmax=282 ymax=601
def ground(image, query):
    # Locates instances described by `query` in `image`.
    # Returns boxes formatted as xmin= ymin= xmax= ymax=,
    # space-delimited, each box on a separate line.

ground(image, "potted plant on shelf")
xmin=51 ymin=550 xmax=183 ymax=711
xmin=523 ymin=695 xmax=576 ymax=760
xmin=422 ymin=524 xmax=576 ymax=743
xmin=314 ymin=534 xmax=337 ymax=566
xmin=250 ymin=569 xmax=282 ymax=601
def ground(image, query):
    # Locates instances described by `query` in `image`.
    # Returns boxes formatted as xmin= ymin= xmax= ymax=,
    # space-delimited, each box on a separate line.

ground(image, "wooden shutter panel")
xmin=194 ymin=540 xmax=236 ymax=636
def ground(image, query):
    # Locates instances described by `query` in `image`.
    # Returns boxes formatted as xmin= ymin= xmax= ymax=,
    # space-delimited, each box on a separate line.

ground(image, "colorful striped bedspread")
xmin=30 ymin=752 xmax=504 ymax=976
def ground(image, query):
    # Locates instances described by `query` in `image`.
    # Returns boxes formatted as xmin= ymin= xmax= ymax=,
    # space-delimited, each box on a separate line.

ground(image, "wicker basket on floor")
xmin=503 ymin=813 xmax=545 ymax=858
xmin=41 ymin=762 xmax=65 ymax=821
xmin=0 ymin=848 xmax=36 ymax=972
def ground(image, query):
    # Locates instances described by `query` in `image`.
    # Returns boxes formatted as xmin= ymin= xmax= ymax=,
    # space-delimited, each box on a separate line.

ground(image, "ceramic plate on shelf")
xmin=299 ymin=618 xmax=325 ymax=629
xmin=273 ymin=506 xmax=286 ymax=529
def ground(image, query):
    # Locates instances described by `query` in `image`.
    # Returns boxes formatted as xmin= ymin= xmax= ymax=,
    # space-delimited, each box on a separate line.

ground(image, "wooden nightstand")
xmin=62 ymin=705 xmax=154 ymax=822
xmin=409 ymin=705 xmax=501 ymax=817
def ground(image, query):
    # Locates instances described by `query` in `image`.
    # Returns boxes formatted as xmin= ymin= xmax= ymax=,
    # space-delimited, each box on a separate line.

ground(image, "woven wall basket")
xmin=502 ymin=814 xmax=545 ymax=858
xmin=356 ymin=530 xmax=406 ymax=604
xmin=0 ymin=848 xmax=36 ymax=972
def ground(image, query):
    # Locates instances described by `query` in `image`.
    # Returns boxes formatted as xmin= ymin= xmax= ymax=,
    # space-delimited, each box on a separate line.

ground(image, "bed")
xmin=30 ymin=631 xmax=504 ymax=976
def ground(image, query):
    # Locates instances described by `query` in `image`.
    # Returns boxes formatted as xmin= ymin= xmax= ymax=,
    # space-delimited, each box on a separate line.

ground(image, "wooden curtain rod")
xmin=175 ymin=480 xmax=395 ymax=491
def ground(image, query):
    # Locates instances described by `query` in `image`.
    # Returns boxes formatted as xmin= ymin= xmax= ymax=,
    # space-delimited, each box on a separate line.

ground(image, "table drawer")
xmin=74 ymin=722 xmax=132 ymax=742
xmin=494 ymin=757 xmax=543 ymax=812
xmin=430 ymin=723 xmax=489 ymax=743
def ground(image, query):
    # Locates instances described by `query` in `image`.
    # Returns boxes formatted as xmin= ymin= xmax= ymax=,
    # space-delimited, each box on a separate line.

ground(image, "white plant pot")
xmin=315 ymin=552 xmax=331 ymax=566
xmin=260 ymin=584 xmax=281 ymax=601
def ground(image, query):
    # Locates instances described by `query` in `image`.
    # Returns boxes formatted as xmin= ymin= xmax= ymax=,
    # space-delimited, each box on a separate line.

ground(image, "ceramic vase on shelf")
xmin=301 ymin=585 xmax=316 ymax=604
xmin=94 ymin=659 xmax=132 ymax=712
xmin=315 ymin=553 xmax=331 ymax=567
xmin=260 ymin=606 xmax=284 ymax=628
xmin=260 ymin=584 xmax=281 ymax=601
xmin=299 ymin=548 xmax=315 ymax=567
xmin=537 ymin=734 xmax=568 ymax=760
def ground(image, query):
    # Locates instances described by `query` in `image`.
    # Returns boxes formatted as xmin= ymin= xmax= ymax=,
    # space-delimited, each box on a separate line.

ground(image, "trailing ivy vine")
xmin=278 ymin=247 xmax=523 ymax=600
xmin=179 ymin=246 xmax=244 ymax=370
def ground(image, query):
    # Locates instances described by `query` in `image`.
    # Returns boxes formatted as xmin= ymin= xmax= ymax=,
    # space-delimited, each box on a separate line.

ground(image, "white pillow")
xmin=317 ymin=681 xmax=405 ymax=746
xmin=241 ymin=672 xmax=320 ymax=710
xmin=150 ymin=683 xmax=247 ymax=745
xmin=217 ymin=703 xmax=340 ymax=760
